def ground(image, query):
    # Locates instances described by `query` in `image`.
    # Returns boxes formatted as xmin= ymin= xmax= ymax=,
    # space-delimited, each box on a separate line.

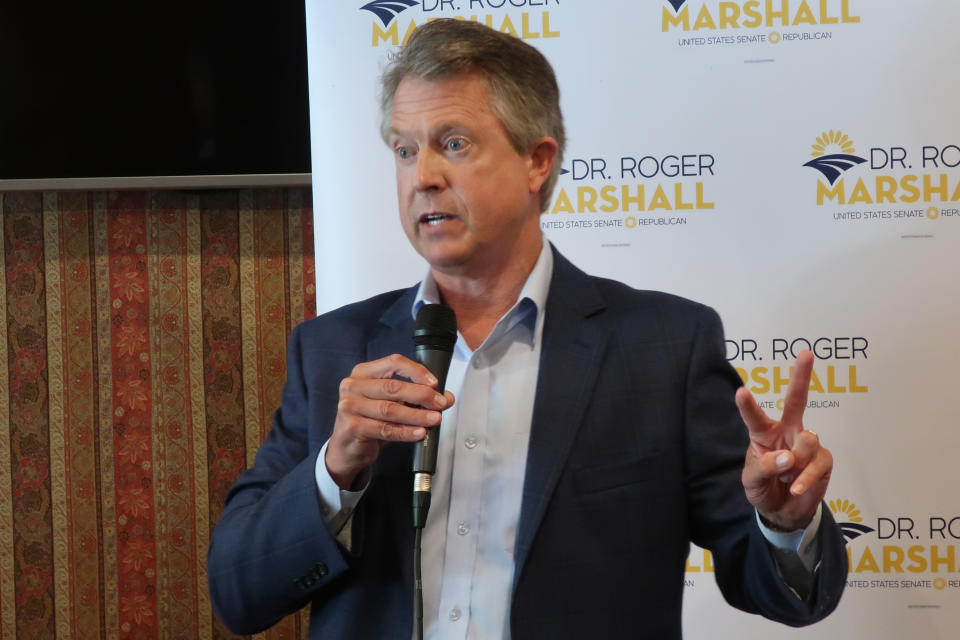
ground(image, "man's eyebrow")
xmin=431 ymin=121 xmax=474 ymax=138
xmin=387 ymin=126 xmax=410 ymax=141
xmin=390 ymin=122 xmax=469 ymax=139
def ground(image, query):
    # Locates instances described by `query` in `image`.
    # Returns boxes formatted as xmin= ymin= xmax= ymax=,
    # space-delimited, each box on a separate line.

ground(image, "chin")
xmin=424 ymin=255 xmax=468 ymax=272
xmin=417 ymin=241 xmax=471 ymax=268
xmin=421 ymin=249 xmax=473 ymax=273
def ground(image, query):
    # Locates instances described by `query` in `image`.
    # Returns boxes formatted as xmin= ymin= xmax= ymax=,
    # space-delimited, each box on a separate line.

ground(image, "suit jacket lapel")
xmin=369 ymin=287 xmax=418 ymax=361
xmin=514 ymin=250 xmax=608 ymax=582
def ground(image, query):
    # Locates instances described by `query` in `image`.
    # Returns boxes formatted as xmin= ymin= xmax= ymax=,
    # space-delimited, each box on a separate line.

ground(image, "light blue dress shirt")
xmin=409 ymin=239 xmax=553 ymax=640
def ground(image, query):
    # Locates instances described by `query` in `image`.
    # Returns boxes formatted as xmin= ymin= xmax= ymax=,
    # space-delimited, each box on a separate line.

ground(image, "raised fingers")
xmin=735 ymin=386 xmax=776 ymax=452
xmin=780 ymin=350 xmax=814 ymax=432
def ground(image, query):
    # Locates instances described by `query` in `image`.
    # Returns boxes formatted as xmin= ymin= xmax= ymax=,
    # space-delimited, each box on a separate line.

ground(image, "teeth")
xmin=423 ymin=214 xmax=449 ymax=225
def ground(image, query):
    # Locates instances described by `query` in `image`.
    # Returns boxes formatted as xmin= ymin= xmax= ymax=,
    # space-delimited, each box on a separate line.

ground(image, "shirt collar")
xmin=412 ymin=237 xmax=554 ymax=346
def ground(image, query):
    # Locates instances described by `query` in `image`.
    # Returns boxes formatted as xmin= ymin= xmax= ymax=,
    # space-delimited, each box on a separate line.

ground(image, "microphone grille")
xmin=413 ymin=304 xmax=457 ymax=350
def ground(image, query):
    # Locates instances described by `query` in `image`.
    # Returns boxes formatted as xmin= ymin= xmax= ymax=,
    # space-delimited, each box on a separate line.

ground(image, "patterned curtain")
xmin=1 ymin=188 xmax=315 ymax=639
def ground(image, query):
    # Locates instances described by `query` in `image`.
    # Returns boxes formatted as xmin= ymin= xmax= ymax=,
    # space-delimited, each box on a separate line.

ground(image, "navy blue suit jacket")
xmin=208 ymin=250 xmax=846 ymax=638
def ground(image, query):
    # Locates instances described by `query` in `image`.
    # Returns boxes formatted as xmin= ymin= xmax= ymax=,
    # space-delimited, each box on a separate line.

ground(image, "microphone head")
xmin=413 ymin=304 xmax=457 ymax=351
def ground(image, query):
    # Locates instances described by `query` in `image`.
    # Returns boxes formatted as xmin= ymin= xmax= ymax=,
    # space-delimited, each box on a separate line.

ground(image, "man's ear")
xmin=527 ymin=136 xmax=559 ymax=194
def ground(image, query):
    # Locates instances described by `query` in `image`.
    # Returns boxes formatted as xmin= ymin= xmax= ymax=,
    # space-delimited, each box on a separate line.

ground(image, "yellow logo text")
xmin=373 ymin=12 xmax=558 ymax=46
xmin=735 ymin=365 xmax=868 ymax=395
xmin=663 ymin=0 xmax=860 ymax=32
xmin=848 ymin=545 xmax=958 ymax=574
xmin=817 ymin=175 xmax=960 ymax=205
xmin=549 ymin=183 xmax=714 ymax=214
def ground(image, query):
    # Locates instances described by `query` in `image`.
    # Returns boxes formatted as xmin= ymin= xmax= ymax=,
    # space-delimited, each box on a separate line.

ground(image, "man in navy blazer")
xmin=208 ymin=19 xmax=845 ymax=639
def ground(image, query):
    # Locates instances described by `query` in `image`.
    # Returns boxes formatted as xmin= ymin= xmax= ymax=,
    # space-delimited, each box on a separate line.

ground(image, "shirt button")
xmin=448 ymin=607 xmax=462 ymax=621
xmin=473 ymin=355 xmax=483 ymax=368
xmin=464 ymin=437 xmax=478 ymax=449
xmin=457 ymin=522 xmax=470 ymax=536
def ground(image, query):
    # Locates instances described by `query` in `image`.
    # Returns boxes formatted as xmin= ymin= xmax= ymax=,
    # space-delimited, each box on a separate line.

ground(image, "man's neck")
xmin=431 ymin=241 xmax=542 ymax=351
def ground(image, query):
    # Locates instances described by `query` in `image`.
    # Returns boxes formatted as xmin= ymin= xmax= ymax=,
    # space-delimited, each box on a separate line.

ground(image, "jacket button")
xmin=313 ymin=562 xmax=328 ymax=577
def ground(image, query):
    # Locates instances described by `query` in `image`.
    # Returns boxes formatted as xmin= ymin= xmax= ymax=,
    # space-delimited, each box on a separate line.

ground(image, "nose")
xmin=415 ymin=148 xmax=445 ymax=192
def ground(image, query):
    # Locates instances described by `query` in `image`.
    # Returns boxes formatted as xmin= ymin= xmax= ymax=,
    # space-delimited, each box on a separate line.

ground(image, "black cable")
xmin=413 ymin=526 xmax=424 ymax=640
xmin=413 ymin=478 xmax=432 ymax=639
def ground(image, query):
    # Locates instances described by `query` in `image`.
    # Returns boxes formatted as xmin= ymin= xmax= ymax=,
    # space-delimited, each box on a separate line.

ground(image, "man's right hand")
xmin=326 ymin=354 xmax=454 ymax=490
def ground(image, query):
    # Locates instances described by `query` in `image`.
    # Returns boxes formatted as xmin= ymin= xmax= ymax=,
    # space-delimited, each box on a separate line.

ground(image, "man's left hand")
xmin=736 ymin=350 xmax=833 ymax=532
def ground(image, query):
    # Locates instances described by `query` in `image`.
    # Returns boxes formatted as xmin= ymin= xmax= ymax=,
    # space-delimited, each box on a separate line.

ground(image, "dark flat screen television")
xmin=0 ymin=2 xmax=311 ymax=189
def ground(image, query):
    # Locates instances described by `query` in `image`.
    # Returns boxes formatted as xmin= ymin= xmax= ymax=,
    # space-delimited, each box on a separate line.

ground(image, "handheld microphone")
xmin=411 ymin=304 xmax=457 ymax=529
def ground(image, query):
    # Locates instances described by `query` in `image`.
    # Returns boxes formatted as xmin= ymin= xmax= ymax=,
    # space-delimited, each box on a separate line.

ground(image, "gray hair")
xmin=379 ymin=19 xmax=566 ymax=213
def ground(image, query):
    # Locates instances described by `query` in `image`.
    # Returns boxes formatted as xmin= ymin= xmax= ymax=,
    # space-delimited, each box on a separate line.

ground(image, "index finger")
xmin=351 ymin=353 xmax=439 ymax=387
xmin=781 ymin=350 xmax=813 ymax=430
xmin=735 ymin=386 xmax=776 ymax=453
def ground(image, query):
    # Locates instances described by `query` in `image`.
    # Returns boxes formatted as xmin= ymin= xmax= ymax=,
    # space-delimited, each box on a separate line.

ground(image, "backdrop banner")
xmin=306 ymin=2 xmax=960 ymax=637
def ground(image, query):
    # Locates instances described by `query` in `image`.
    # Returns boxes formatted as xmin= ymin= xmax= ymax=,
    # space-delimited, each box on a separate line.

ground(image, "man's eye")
xmin=446 ymin=138 xmax=465 ymax=152
xmin=396 ymin=146 xmax=411 ymax=159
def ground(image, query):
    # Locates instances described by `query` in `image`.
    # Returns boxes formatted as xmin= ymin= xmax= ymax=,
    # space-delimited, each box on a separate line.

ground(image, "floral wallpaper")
xmin=1 ymin=188 xmax=314 ymax=639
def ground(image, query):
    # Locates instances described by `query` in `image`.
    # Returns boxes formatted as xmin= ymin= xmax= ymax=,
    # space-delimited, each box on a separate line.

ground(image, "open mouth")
xmin=419 ymin=213 xmax=455 ymax=226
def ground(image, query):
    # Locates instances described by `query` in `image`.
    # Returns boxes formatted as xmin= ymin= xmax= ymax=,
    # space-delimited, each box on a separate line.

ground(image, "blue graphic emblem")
xmin=803 ymin=154 xmax=867 ymax=186
xmin=666 ymin=0 xmax=687 ymax=11
xmin=360 ymin=0 xmax=419 ymax=27
xmin=837 ymin=521 xmax=875 ymax=544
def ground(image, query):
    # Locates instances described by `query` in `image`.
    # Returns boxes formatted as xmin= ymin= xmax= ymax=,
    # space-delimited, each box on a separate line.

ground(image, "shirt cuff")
xmin=315 ymin=440 xmax=370 ymax=534
xmin=756 ymin=502 xmax=822 ymax=574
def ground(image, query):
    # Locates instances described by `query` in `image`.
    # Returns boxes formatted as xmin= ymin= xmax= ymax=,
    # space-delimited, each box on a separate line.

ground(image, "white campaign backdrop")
xmin=306 ymin=1 xmax=960 ymax=637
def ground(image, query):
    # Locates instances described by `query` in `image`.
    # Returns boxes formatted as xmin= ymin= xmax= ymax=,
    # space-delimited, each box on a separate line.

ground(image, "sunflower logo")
xmin=829 ymin=498 xmax=863 ymax=522
xmin=803 ymin=130 xmax=867 ymax=185
xmin=811 ymin=130 xmax=857 ymax=157
xmin=829 ymin=498 xmax=875 ymax=543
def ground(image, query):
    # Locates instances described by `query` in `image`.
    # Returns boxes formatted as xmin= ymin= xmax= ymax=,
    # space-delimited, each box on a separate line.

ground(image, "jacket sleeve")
xmin=206 ymin=322 xmax=352 ymax=635
xmin=682 ymin=306 xmax=847 ymax=626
